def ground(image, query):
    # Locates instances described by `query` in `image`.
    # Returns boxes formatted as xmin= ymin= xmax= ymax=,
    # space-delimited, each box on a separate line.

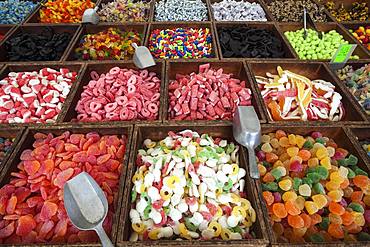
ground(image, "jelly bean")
xmin=98 ymin=0 xmax=149 ymax=23
xmin=256 ymin=66 xmax=345 ymax=121
xmin=0 ymin=0 xmax=37 ymax=24
xmin=0 ymin=68 xmax=77 ymax=124
xmin=0 ymin=131 xmax=127 ymax=244
xmin=0 ymin=137 xmax=14 ymax=165
xmin=148 ymin=28 xmax=213 ymax=59
xmin=40 ymin=0 xmax=95 ymax=23
xmin=168 ymin=64 xmax=252 ymax=121
xmin=75 ymin=28 xmax=142 ymax=60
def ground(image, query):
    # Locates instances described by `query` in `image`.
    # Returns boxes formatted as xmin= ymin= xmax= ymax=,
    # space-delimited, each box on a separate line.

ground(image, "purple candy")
xmin=311 ymin=131 xmax=322 ymax=139
xmin=273 ymin=192 xmax=281 ymax=203
xmin=365 ymin=210 xmax=370 ymax=224
xmin=256 ymin=150 xmax=265 ymax=161
xmin=339 ymin=198 xmax=348 ymax=208
xmin=317 ymin=208 xmax=324 ymax=215
xmin=290 ymin=160 xmax=302 ymax=172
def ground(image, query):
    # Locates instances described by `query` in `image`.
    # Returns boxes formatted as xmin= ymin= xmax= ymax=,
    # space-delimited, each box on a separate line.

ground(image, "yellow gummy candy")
xmin=232 ymin=206 xmax=247 ymax=218
xmin=282 ymin=191 xmax=298 ymax=202
xmin=304 ymin=201 xmax=319 ymax=215
xmin=221 ymin=228 xmax=232 ymax=240
xmin=295 ymin=135 xmax=306 ymax=149
xmin=166 ymin=175 xmax=180 ymax=189
xmin=316 ymin=147 xmax=329 ymax=160
xmin=312 ymin=194 xmax=328 ymax=209
xmin=320 ymin=157 xmax=331 ymax=170
xmin=208 ymin=222 xmax=222 ymax=237
xmin=132 ymin=223 xmax=146 ymax=234
xmin=288 ymin=134 xmax=297 ymax=145
xmin=287 ymin=147 xmax=299 ymax=157
xmin=279 ymin=179 xmax=292 ymax=191
xmin=148 ymin=228 xmax=161 ymax=240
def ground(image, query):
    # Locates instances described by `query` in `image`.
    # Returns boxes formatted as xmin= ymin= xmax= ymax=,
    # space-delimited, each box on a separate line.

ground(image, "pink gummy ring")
xmin=109 ymin=67 xmax=120 ymax=75
xmin=148 ymin=103 xmax=158 ymax=114
xmin=90 ymin=71 xmax=99 ymax=80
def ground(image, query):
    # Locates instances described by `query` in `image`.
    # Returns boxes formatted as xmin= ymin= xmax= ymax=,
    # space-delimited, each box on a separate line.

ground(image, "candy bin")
xmin=0 ymin=0 xmax=39 ymax=24
xmin=0 ymin=63 xmax=84 ymax=125
xmin=61 ymin=61 xmax=165 ymax=123
xmin=279 ymin=23 xmax=369 ymax=60
xmin=255 ymin=125 xmax=370 ymax=244
xmin=0 ymin=124 xmax=133 ymax=245
xmin=146 ymin=23 xmax=218 ymax=60
xmin=343 ymin=24 xmax=370 ymax=55
xmin=66 ymin=24 xmax=145 ymax=61
xmin=248 ymin=61 xmax=367 ymax=123
xmin=346 ymin=126 xmax=370 ymax=166
xmin=0 ymin=127 xmax=24 ymax=170
xmin=323 ymin=0 xmax=369 ymax=22
xmin=154 ymin=0 xmax=209 ymax=22
xmin=0 ymin=25 xmax=79 ymax=62
xmin=117 ymin=124 xmax=269 ymax=246
xmin=164 ymin=61 xmax=266 ymax=123
xmin=98 ymin=0 xmax=151 ymax=23
xmin=215 ymin=23 xmax=296 ymax=59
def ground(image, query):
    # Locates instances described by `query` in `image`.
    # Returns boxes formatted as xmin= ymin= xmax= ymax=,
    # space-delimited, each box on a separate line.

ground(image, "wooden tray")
xmin=247 ymin=61 xmax=368 ymax=124
xmin=145 ymin=22 xmax=219 ymax=61
xmin=209 ymin=0 xmax=274 ymax=22
xmin=0 ymin=25 xmax=81 ymax=63
xmin=163 ymin=60 xmax=267 ymax=124
xmin=60 ymin=61 xmax=166 ymax=124
xmin=116 ymin=123 xmax=269 ymax=247
xmin=0 ymin=62 xmax=86 ymax=127
xmin=341 ymin=22 xmax=370 ymax=56
xmin=0 ymin=127 xmax=25 ymax=174
xmin=254 ymin=124 xmax=370 ymax=246
xmin=213 ymin=22 xmax=297 ymax=60
xmin=63 ymin=23 xmax=147 ymax=62
xmin=0 ymin=123 xmax=134 ymax=246
xmin=277 ymin=22 xmax=370 ymax=61
xmin=0 ymin=25 xmax=16 ymax=46
xmin=345 ymin=125 xmax=370 ymax=167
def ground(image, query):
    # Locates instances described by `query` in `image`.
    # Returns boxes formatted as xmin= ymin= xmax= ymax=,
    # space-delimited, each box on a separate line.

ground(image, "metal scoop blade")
xmin=132 ymin=43 xmax=156 ymax=69
xmin=82 ymin=7 xmax=100 ymax=24
xmin=233 ymin=106 xmax=261 ymax=179
xmin=63 ymin=172 xmax=113 ymax=247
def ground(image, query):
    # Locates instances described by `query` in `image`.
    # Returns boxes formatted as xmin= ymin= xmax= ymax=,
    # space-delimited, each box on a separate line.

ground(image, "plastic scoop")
xmin=63 ymin=172 xmax=113 ymax=247
xmin=132 ymin=42 xmax=156 ymax=69
xmin=82 ymin=7 xmax=100 ymax=24
xmin=233 ymin=106 xmax=261 ymax=179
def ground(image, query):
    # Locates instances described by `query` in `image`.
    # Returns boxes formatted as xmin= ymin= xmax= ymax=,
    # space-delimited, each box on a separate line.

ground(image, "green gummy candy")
xmin=226 ymin=143 xmax=235 ymax=154
xmin=313 ymin=183 xmax=326 ymax=194
xmin=307 ymin=172 xmax=321 ymax=184
xmin=303 ymin=140 xmax=313 ymax=149
xmin=231 ymin=226 xmax=242 ymax=234
xmin=224 ymin=179 xmax=233 ymax=191
xmin=185 ymin=218 xmax=198 ymax=232
xmin=262 ymin=182 xmax=279 ymax=192
xmin=293 ymin=177 xmax=302 ymax=191
xmin=302 ymin=177 xmax=313 ymax=187
xmin=348 ymin=202 xmax=364 ymax=213
xmin=358 ymin=232 xmax=370 ymax=241
xmin=337 ymin=159 xmax=347 ymax=167
xmin=318 ymin=217 xmax=329 ymax=230
xmin=309 ymin=233 xmax=325 ymax=242
xmin=143 ymin=205 xmax=152 ymax=219
xmin=354 ymin=167 xmax=368 ymax=176
xmin=262 ymin=161 xmax=272 ymax=168
xmin=315 ymin=138 xmax=325 ymax=145
xmin=347 ymin=167 xmax=356 ymax=179
xmin=271 ymin=168 xmax=283 ymax=180
xmin=345 ymin=154 xmax=358 ymax=166
xmin=131 ymin=190 xmax=137 ymax=202
xmin=316 ymin=166 xmax=329 ymax=180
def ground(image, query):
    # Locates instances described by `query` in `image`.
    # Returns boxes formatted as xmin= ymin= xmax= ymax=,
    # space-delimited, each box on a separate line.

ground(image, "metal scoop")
xmin=233 ymin=106 xmax=261 ymax=179
xmin=303 ymin=7 xmax=323 ymax=40
xmin=82 ymin=7 xmax=100 ymax=24
xmin=132 ymin=43 xmax=156 ymax=69
xmin=63 ymin=172 xmax=113 ymax=247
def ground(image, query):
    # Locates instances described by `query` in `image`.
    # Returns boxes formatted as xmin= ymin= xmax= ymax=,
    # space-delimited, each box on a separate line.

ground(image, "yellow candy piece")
xmin=279 ymin=179 xmax=292 ymax=191
xmin=304 ymin=201 xmax=318 ymax=215
xmin=166 ymin=175 xmax=180 ymax=189
xmin=232 ymin=206 xmax=247 ymax=218
xmin=295 ymin=196 xmax=306 ymax=210
xmin=295 ymin=135 xmax=306 ymax=148
xmin=287 ymin=147 xmax=299 ymax=157
xmin=160 ymin=188 xmax=172 ymax=200
xmin=230 ymin=193 xmax=240 ymax=203
xmin=270 ymin=138 xmax=280 ymax=149
xmin=231 ymin=164 xmax=239 ymax=175
xmin=352 ymin=212 xmax=365 ymax=226
xmin=288 ymin=134 xmax=297 ymax=145
xmin=258 ymin=164 xmax=267 ymax=176
xmin=316 ymin=147 xmax=329 ymax=160
xmin=330 ymin=172 xmax=345 ymax=183
xmin=308 ymin=158 xmax=319 ymax=168
xmin=148 ymin=228 xmax=161 ymax=240
xmin=132 ymin=173 xmax=144 ymax=183
xmin=215 ymin=187 xmax=223 ymax=196
xmin=298 ymin=184 xmax=311 ymax=197
xmin=312 ymin=194 xmax=328 ymax=209
xmin=243 ymin=214 xmax=254 ymax=227
xmin=139 ymin=184 xmax=145 ymax=194
xmin=240 ymin=198 xmax=251 ymax=211
xmin=221 ymin=228 xmax=232 ymax=240
xmin=282 ymin=191 xmax=298 ymax=202
xmin=132 ymin=223 xmax=146 ymax=234
xmin=208 ymin=222 xmax=222 ymax=237
xmin=247 ymin=207 xmax=257 ymax=222
xmin=325 ymin=180 xmax=341 ymax=191
xmin=216 ymin=206 xmax=223 ymax=217
xmin=320 ymin=157 xmax=331 ymax=170
xmin=179 ymin=223 xmax=188 ymax=236
xmin=328 ymin=190 xmax=343 ymax=202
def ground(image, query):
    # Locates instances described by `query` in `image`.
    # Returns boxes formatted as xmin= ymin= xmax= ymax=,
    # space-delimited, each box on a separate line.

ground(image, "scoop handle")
xmin=95 ymin=224 xmax=114 ymax=247
xmin=131 ymin=43 xmax=139 ymax=50
xmin=247 ymin=147 xmax=260 ymax=179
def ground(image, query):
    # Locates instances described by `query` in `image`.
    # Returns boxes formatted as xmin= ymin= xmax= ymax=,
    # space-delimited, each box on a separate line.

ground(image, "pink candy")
xmin=0 ymin=68 xmax=77 ymax=124
xmin=168 ymin=63 xmax=252 ymax=120
xmin=75 ymin=67 xmax=161 ymax=122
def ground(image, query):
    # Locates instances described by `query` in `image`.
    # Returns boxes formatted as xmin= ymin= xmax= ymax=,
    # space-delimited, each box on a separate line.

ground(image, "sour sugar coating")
xmin=155 ymin=0 xmax=208 ymax=21
xmin=148 ymin=28 xmax=213 ymax=59
xmin=129 ymin=130 xmax=256 ymax=241
xmin=255 ymin=66 xmax=345 ymax=121
xmin=0 ymin=68 xmax=78 ymax=124
xmin=0 ymin=131 xmax=127 ymax=244
xmin=212 ymin=0 xmax=267 ymax=22
xmin=75 ymin=28 xmax=142 ymax=61
xmin=168 ymin=63 xmax=252 ymax=120
xmin=98 ymin=0 xmax=150 ymax=23
xmin=285 ymin=29 xmax=360 ymax=60
xmin=0 ymin=137 xmax=14 ymax=165
xmin=75 ymin=67 xmax=161 ymax=122
xmin=336 ymin=64 xmax=370 ymax=116
xmin=259 ymin=130 xmax=370 ymax=243
xmin=0 ymin=0 xmax=38 ymax=24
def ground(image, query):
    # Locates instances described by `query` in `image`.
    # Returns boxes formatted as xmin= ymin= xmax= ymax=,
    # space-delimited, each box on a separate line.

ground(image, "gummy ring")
xmin=140 ymin=70 xmax=148 ymax=78
xmin=128 ymin=75 xmax=137 ymax=85
xmin=141 ymin=108 xmax=151 ymax=118
xmin=179 ymin=223 xmax=188 ymax=236
xmin=116 ymin=96 xmax=128 ymax=106
xmin=128 ymin=84 xmax=136 ymax=94
xmin=243 ymin=217 xmax=253 ymax=228
xmin=246 ymin=207 xmax=256 ymax=222
xmin=132 ymin=173 xmax=143 ymax=183
xmin=151 ymin=93 xmax=160 ymax=102
xmin=215 ymin=187 xmax=223 ymax=196
xmin=215 ymin=206 xmax=223 ymax=217
xmin=185 ymin=218 xmax=198 ymax=232
xmin=208 ymin=222 xmax=222 ymax=237
xmin=109 ymin=67 xmax=120 ymax=75
xmin=143 ymin=205 xmax=152 ymax=219
xmin=232 ymin=206 xmax=247 ymax=218
xmin=240 ymin=198 xmax=251 ymax=211
xmin=220 ymin=228 xmax=232 ymax=240
xmin=148 ymin=103 xmax=158 ymax=114
xmin=145 ymin=82 xmax=156 ymax=90
xmin=160 ymin=188 xmax=172 ymax=200
xmin=90 ymin=71 xmax=99 ymax=80
xmin=142 ymin=192 xmax=151 ymax=203
xmin=223 ymin=179 xmax=233 ymax=191
xmin=148 ymin=228 xmax=161 ymax=240
xmin=120 ymin=108 xmax=129 ymax=120
xmin=231 ymin=164 xmax=239 ymax=175
xmin=230 ymin=193 xmax=240 ymax=203
xmin=132 ymin=222 xmax=146 ymax=234
xmin=165 ymin=176 xmax=180 ymax=189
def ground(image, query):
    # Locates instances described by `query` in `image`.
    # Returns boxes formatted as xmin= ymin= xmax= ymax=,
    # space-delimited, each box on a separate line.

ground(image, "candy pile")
xmin=360 ymin=140 xmax=370 ymax=157
xmin=155 ymin=0 xmax=208 ymax=21
xmin=149 ymin=28 xmax=213 ymax=59
xmin=285 ymin=29 xmax=359 ymax=60
xmin=325 ymin=1 xmax=369 ymax=22
xmin=75 ymin=67 xmax=161 ymax=122
xmin=349 ymin=26 xmax=370 ymax=51
xmin=75 ymin=28 xmax=142 ymax=61
xmin=218 ymin=26 xmax=286 ymax=58
xmin=267 ymin=0 xmax=328 ymax=22
xmin=0 ymin=0 xmax=37 ymax=24
xmin=0 ymin=137 xmax=14 ymax=165
xmin=0 ymin=68 xmax=78 ymax=124
xmin=335 ymin=64 xmax=370 ymax=115
xmin=255 ymin=66 xmax=344 ymax=121
xmin=98 ymin=0 xmax=149 ymax=23
xmin=130 ymin=130 xmax=256 ymax=241
xmin=212 ymin=0 xmax=267 ymax=21
xmin=168 ymin=64 xmax=252 ymax=120
xmin=5 ymin=27 xmax=72 ymax=62
xmin=40 ymin=0 xmax=95 ymax=23
xmin=0 ymin=131 xmax=127 ymax=244
xmin=259 ymin=130 xmax=370 ymax=242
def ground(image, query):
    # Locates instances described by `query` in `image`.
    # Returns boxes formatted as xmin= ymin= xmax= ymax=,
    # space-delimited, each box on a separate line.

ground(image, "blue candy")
xmin=0 ymin=0 xmax=37 ymax=24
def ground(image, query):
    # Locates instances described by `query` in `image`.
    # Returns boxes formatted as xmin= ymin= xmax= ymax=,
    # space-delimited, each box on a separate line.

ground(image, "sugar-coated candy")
xmin=259 ymin=130 xmax=369 ymax=243
xmin=75 ymin=27 xmax=142 ymax=61
xmin=325 ymin=1 xmax=369 ymax=22
xmin=155 ymin=0 xmax=208 ymax=21
xmin=212 ymin=0 xmax=267 ymax=22
xmin=98 ymin=0 xmax=149 ymax=22
xmin=168 ymin=63 xmax=252 ymax=120
xmin=0 ymin=68 xmax=78 ymax=124
xmin=349 ymin=26 xmax=370 ymax=51
xmin=0 ymin=0 xmax=37 ymax=24
xmin=0 ymin=137 xmax=14 ymax=165
xmin=129 ymin=130 xmax=256 ymax=241
xmin=0 ymin=131 xmax=127 ymax=244
xmin=148 ymin=28 xmax=213 ymax=59
xmin=75 ymin=67 xmax=161 ymax=122
xmin=256 ymin=66 xmax=345 ymax=121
